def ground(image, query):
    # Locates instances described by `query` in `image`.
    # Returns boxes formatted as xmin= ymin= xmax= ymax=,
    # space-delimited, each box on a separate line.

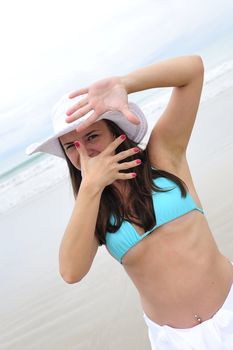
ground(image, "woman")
xmin=27 ymin=55 xmax=233 ymax=349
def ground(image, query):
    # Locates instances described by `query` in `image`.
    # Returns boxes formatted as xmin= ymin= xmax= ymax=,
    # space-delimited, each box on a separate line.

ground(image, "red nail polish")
xmin=74 ymin=141 xmax=80 ymax=148
xmin=132 ymin=173 xmax=137 ymax=177
xmin=133 ymin=147 xmax=139 ymax=153
xmin=136 ymin=159 xmax=141 ymax=164
xmin=121 ymin=134 xmax=126 ymax=140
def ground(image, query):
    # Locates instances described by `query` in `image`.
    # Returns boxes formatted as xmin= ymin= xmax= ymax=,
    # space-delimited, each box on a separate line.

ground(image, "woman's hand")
xmin=65 ymin=76 xmax=140 ymax=133
xmin=74 ymin=134 xmax=141 ymax=190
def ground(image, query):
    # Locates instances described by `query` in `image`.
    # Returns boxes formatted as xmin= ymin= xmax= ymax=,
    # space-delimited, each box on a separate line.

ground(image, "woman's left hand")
xmin=65 ymin=76 xmax=140 ymax=133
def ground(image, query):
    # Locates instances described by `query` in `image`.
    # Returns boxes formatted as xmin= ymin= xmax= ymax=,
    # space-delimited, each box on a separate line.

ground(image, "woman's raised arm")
xmin=122 ymin=55 xmax=204 ymax=159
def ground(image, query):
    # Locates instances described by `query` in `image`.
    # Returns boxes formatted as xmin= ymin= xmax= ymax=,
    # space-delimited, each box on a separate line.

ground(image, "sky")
xmin=1 ymin=0 xmax=233 ymax=174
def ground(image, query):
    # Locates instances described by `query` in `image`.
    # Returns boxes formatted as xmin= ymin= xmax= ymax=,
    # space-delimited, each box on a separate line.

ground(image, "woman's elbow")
xmin=193 ymin=55 xmax=204 ymax=75
xmin=59 ymin=269 xmax=84 ymax=284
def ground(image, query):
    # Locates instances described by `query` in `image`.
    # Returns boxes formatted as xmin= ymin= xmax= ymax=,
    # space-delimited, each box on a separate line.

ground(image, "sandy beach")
xmin=1 ymin=87 xmax=233 ymax=350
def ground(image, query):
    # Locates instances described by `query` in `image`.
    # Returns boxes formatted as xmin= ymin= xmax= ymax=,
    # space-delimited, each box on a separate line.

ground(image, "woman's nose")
xmin=84 ymin=145 xmax=97 ymax=157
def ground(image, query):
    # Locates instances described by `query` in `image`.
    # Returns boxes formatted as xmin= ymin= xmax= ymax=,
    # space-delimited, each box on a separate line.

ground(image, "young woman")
xmin=27 ymin=55 xmax=233 ymax=349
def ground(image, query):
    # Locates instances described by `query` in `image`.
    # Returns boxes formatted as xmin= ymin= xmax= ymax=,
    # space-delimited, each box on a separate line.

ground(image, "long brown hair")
xmin=60 ymin=119 xmax=188 ymax=246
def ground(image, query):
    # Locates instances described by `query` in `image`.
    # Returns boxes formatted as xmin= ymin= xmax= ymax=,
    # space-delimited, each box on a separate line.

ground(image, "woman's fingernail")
xmin=136 ymin=159 xmax=141 ymax=164
xmin=132 ymin=173 xmax=137 ymax=177
xmin=133 ymin=147 xmax=139 ymax=153
xmin=74 ymin=141 xmax=80 ymax=148
xmin=121 ymin=134 xmax=126 ymax=140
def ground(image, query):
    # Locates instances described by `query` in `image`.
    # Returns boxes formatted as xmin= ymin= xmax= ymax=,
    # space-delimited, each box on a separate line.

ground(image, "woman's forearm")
xmin=121 ymin=55 xmax=204 ymax=94
xmin=59 ymin=181 xmax=103 ymax=283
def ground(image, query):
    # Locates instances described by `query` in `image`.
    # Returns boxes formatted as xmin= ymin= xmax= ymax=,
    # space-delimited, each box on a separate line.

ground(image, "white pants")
xmin=143 ymin=265 xmax=233 ymax=349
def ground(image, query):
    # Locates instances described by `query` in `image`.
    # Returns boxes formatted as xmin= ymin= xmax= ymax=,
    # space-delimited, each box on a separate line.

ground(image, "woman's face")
xmin=59 ymin=120 xmax=115 ymax=170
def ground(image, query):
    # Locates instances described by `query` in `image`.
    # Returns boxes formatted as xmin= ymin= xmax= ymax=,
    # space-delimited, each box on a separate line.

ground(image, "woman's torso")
xmin=111 ymin=158 xmax=233 ymax=329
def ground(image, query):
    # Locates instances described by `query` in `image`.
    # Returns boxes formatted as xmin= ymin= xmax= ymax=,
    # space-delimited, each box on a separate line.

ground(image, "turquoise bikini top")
xmin=105 ymin=176 xmax=204 ymax=264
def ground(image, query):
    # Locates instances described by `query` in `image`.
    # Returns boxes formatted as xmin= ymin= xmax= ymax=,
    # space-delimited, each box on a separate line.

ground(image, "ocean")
xmin=1 ymin=31 xmax=233 ymax=215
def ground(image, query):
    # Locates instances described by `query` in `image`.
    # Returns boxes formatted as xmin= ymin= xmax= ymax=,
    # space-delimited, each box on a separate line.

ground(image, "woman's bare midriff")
xmin=122 ymin=210 xmax=233 ymax=329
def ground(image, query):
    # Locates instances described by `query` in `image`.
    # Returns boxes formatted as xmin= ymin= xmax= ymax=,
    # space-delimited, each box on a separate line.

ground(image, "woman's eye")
xmin=66 ymin=134 xmax=98 ymax=150
xmin=87 ymin=134 xmax=98 ymax=141
xmin=66 ymin=144 xmax=75 ymax=150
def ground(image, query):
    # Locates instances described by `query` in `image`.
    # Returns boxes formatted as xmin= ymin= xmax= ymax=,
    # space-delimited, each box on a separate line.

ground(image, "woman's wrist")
xmin=80 ymin=179 xmax=104 ymax=197
xmin=120 ymin=75 xmax=135 ymax=95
